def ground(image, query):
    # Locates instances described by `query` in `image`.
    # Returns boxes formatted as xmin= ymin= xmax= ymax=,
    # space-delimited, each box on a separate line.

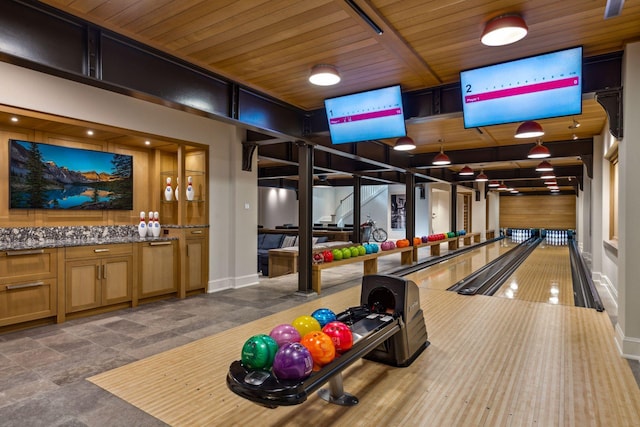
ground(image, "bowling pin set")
xmin=138 ymin=211 xmax=161 ymax=238
xmin=511 ymin=229 xmax=532 ymax=243
xmin=546 ymin=230 xmax=568 ymax=246
xmin=164 ymin=176 xmax=195 ymax=202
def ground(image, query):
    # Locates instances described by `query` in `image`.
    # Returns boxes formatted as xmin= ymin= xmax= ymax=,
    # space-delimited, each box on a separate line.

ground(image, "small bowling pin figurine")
xmin=164 ymin=177 xmax=173 ymax=202
xmin=152 ymin=211 xmax=161 ymax=237
xmin=174 ymin=177 xmax=179 ymax=201
xmin=138 ymin=211 xmax=147 ymax=238
xmin=186 ymin=176 xmax=194 ymax=201
xmin=147 ymin=211 xmax=154 ymax=237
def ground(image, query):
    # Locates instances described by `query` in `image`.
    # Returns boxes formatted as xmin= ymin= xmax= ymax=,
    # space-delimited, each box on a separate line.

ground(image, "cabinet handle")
xmin=6 ymin=249 xmax=45 ymax=256
xmin=96 ymin=265 xmax=101 ymax=280
xmin=191 ymin=230 xmax=203 ymax=235
xmin=103 ymin=265 xmax=107 ymax=280
xmin=149 ymin=241 xmax=172 ymax=246
xmin=6 ymin=281 xmax=44 ymax=290
xmin=94 ymin=248 xmax=110 ymax=253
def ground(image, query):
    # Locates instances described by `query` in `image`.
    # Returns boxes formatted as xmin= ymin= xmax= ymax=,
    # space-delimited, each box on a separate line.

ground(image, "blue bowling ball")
xmin=311 ymin=308 xmax=337 ymax=328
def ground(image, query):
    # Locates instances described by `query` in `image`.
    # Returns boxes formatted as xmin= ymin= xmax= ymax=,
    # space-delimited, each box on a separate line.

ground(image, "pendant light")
xmin=475 ymin=170 xmax=488 ymax=182
xmin=309 ymin=64 xmax=341 ymax=86
xmin=535 ymin=160 xmax=553 ymax=172
xmin=432 ymin=145 xmax=451 ymax=165
xmin=488 ymin=180 xmax=500 ymax=188
xmin=498 ymin=181 xmax=508 ymax=191
xmin=393 ymin=136 xmax=416 ymax=151
xmin=540 ymin=171 xmax=556 ymax=180
xmin=481 ymin=14 xmax=528 ymax=47
xmin=459 ymin=165 xmax=474 ymax=176
xmin=515 ymin=121 xmax=544 ymax=138
xmin=527 ymin=139 xmax=551 ymax=159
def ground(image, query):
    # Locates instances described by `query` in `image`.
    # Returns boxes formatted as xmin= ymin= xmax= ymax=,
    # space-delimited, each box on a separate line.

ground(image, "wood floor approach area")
xmin=89 ymin=241 xmax=640 ymax=426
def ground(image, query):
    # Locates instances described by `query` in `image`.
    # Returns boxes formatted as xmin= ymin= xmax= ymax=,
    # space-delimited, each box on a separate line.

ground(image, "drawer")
xmin=0 ymin=278 xmax=57 ymax=326
xmin=0 ymin=248 xmax=57 ymax=281
xmin=65 ymin=243 xmax=133 ymax=260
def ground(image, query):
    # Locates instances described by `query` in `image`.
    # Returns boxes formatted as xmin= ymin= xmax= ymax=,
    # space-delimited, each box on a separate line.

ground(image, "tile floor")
xmin=0 ymin=250 xmax=638 ymax=426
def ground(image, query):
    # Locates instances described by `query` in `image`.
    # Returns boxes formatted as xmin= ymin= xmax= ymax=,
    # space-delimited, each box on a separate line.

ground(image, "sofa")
xmin=257 ymin=233 xmax=328 ymax=276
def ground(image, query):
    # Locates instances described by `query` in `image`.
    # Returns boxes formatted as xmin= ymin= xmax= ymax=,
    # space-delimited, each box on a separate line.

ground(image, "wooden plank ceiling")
xmin=39 ymin=0 xmax=640 ymax=192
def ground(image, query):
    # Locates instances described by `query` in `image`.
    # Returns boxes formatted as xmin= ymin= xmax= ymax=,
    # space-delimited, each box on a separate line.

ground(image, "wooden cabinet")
xmin=64 ymin=244 xmax=133 ymax=314
xmin=0 ymin=248 xmax=57 ymax=327
xmin=163 ymin=228 xmax=208 ymax=297
xmin=138 ymin=240 xmax=178 ymax=299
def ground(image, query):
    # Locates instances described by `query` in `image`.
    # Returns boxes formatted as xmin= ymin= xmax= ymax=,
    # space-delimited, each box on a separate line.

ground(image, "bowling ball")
xmin=312 ymin=252 xmax=324 ymax=264
xmin=364 ymin=243 xmax=372 ymax=254
xmin=350 ymin=247 xmax=359 ymax=257
xmin=241 ymin=334 xmax=279 ymax=370
xmin=300 ymin=331 xmax=336 ymax=369
xmin=322 ymin=321 xmax=353 ymax=353
xmin=370 ymin=243 xmax=379 ymax=253
xmin=292 ymin=315 xmax=321 ymax=337
xmin=272 ymin=342 xmax=313 ymax=381
xmin=341 ymin=248 xmax=351 ymax=259
xmin=357 ymin=245 xmax=366 ymax=256
xmin=269 ymin=324 xmax=301 ymax=347
xmin=322 ymin=250 xmax=333 ymax=262
xmin=311 ymin=308 xmax=337 ymax=327
xmin=332 ymin=248 xmax=343 ymax=260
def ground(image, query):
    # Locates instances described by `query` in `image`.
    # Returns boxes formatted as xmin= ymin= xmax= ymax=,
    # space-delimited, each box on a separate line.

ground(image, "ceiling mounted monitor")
xmin=324 ymin=85 xmax=406 ymax=144
xmin=460 ymin=46 xmax=583 ymax=129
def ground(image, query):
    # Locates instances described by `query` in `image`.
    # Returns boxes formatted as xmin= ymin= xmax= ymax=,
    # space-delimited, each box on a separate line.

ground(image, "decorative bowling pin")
xmin=138 ymin=211 xmax=147 ymax=238
xmin=174 ymin=177 xmax=179 ymax=201
xmin=186 ymin=176 xmax=194 ymax=201
xmin=147 ymin=211 xmax=154 ymax=237
xmin=164 ymin=177 xmax=173 ymax=202
xmin=152 ymin=211 xmax=161 ymax=237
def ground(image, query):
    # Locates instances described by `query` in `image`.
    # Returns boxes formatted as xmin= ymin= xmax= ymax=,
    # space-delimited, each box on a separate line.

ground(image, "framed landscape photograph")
xmin=9 ymin=139 xmax=133 ymax=210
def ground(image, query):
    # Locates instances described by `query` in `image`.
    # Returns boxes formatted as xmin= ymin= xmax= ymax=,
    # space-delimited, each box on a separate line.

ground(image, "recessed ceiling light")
xmin=10 ymin=117 xmax=18 ymax=122
xmin=145 ymin=140 xmax=151 ymax=145
xmin=86 ymin=130 xmax=94 ymax=136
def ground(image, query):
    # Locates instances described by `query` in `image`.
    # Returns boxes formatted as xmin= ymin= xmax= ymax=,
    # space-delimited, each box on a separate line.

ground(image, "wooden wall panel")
xmin=500 ymin=195 xmax=576 ymax=229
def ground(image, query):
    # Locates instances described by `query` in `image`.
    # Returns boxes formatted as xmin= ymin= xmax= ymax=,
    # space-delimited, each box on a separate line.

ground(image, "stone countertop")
xmin=0 ymin=235 xmax=178 ymax=252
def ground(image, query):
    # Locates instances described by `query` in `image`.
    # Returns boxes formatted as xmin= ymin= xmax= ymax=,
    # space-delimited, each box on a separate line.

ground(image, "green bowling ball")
xmin=241 ymin=334 xmax=279 ymax=370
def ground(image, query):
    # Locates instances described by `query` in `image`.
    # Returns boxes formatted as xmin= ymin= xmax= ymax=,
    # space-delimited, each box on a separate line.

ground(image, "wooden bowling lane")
xmin=493 ymin=241 xmax=574 ymax=306
xmin=404 ymin=239 xmax=517 ymax=291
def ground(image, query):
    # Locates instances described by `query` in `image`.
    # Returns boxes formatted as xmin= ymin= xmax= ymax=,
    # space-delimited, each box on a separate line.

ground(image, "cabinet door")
xmin=186 ymin=237 xmax=205 ymax=291
xmin=139 ymin=242 xmax=177 ymax=299
xmin=102 ymin=256 xmax=133 ymax=305
xmin=0 ymin=278 xmax=57 ymax=327
xmin=66 ymin=260 xmax=101 ymax=313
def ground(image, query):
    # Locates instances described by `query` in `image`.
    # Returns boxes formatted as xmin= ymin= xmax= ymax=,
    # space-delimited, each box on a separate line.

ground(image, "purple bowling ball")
xmin=272 ymin=342 xmax=313 ymax=381
xmin=269 ymin=324 xmax=301 ymax=347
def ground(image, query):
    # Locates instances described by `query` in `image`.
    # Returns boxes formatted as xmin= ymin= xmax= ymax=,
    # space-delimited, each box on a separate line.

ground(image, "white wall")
xmin=472 ymin=183 xmax=487 ymax=237
xmin=0 ymin=61 xmax=259 ymax=293
xmin=258 ymin=187 xmax=298 ymax=228
xmin=616 ymin=40 xmax=640 ymax=359
xmin=430 ymin=185 xmax=451 ymax=233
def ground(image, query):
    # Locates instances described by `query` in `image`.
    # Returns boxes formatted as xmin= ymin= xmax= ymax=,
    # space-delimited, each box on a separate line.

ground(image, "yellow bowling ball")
xmin=292 ymin=315 xmax=321 ymax=337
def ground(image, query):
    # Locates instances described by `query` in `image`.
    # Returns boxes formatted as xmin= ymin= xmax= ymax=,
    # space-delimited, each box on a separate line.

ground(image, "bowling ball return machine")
xmin=227 ymin=274 xmax=429 ymax=408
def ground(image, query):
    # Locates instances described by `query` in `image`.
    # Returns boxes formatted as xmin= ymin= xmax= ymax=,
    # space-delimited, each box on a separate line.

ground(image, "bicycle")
xmin=361 ymin=215 xmax=388 ymax=242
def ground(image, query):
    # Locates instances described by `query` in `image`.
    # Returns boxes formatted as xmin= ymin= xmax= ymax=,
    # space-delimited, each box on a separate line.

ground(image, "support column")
xmin=297 ymin=141 xmax=314 ymax=294
xmin=353 ymin=176 xmax=362 ymax=244
xmin=406 ymin=173 xmax=415 ymax=241
xmin=450 ymin=184 xmax=457 ymax=233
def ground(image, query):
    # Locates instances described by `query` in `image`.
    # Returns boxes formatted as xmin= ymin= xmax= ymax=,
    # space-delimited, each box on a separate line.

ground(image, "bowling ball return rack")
xmin=227 ymin=274 xmax=429 ymax=408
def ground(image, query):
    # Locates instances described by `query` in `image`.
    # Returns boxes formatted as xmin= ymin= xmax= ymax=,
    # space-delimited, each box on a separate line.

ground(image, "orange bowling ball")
xmin=300 ymin=331 xmax=336 ymax=370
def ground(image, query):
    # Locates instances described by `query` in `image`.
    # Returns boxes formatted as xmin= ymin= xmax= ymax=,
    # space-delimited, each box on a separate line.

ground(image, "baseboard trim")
xmin=207 ymin=273 xmax=259 ymax=293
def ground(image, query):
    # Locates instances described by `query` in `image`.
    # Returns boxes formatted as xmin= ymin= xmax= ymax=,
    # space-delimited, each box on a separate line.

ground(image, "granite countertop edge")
xmin=1 ymin=235 xmax=179 ymax=252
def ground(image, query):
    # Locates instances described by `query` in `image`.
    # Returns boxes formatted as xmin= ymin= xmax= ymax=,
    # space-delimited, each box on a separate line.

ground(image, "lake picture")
xmin=9 ymin=140 xmax=133 ymax=210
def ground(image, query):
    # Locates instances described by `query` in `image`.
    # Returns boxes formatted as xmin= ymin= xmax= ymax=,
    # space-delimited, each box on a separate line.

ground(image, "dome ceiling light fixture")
xmin=432 ymin=143 xmax=451 ymax=166
xmin=308 ymin=64 xmax=341 ymax=86
xmin=527 ymin=139 xmax=551 ymax=159
xmin=475 ymin=170 xmax=489 ymax=182
xmin=481 ymin=14 xmax=528 ymax=47
xmin=459 ymin=165 xmax=474 ymax=176
xmin=515 ymin=120 xmax=545 ymax=138
xmin=393 ymin=136 xmax=416 ymax=151
xmin=536 ymin=161 xmax=553 ymax=172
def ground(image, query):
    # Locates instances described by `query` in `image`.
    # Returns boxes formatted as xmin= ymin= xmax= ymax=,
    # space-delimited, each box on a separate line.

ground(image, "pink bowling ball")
xmin=269 ymin=323 xmax=301 ymax=347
